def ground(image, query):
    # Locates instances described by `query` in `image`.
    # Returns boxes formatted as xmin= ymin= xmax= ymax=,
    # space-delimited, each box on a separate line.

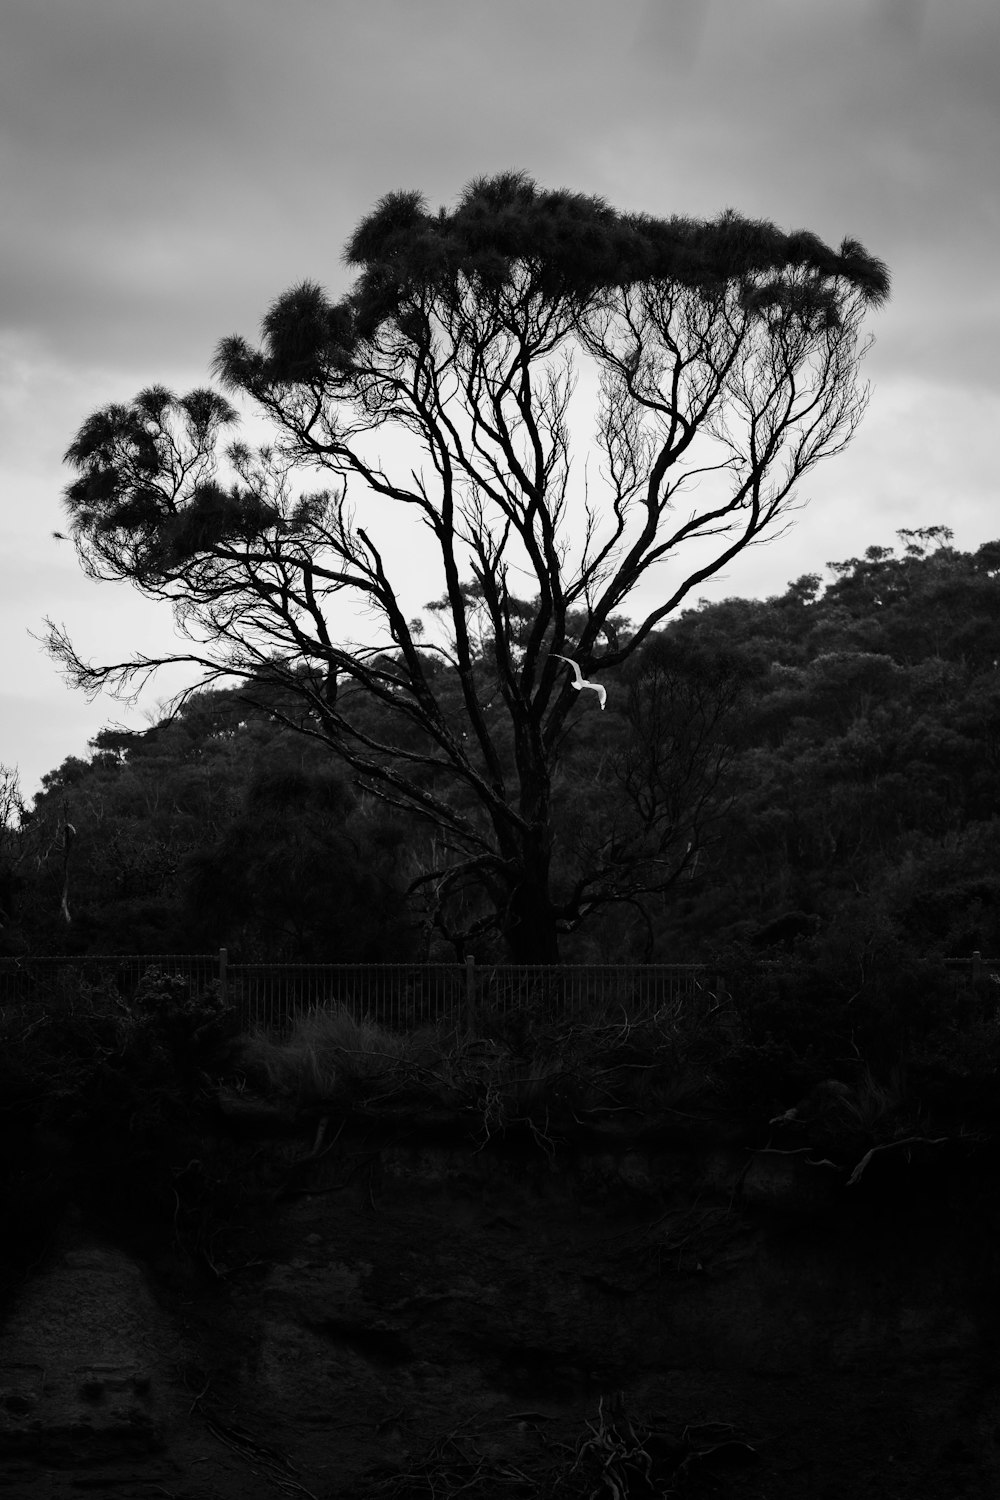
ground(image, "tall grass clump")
xmin=237 ymin=1002 xmax=448 ymax=1108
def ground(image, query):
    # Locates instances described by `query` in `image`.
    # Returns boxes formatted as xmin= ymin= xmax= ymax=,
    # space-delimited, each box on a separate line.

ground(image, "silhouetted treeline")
xmin=3 ymin=527 xmax=998 ymax=963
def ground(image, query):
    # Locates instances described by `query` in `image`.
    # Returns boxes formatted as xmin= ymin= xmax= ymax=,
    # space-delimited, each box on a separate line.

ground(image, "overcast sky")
xmin=2 ymin=0 xmax=998 ymax=803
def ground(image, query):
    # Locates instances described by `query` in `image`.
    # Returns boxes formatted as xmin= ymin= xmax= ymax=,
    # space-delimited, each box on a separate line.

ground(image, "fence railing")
xmin=0 ymin=950 xmax=724 ymax=1034
xmin=1 ymin=949 xmax=995 ymax=1036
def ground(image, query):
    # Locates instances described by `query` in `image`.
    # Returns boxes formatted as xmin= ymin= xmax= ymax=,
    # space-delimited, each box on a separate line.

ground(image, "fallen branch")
xmin=846 ymin=1135 xmax=949 ymax=1187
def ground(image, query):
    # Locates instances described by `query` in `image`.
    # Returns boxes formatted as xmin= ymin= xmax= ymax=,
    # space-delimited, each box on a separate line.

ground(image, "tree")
xmin=6 ymin=689 xmax=414 ymax=960
xmin=543 ymin=632 xmax=756 ymax=959
xmin=0 ymin=765 xmax=27 ymax=951
xmin=638 ymin=530 xmax=1000 ymax=957
xmin=182 ymin=751 xmax=414 ymax=962
xmin=46 ymin=172 xmax=889 ymax=960
xmin=8 ymin=701 xmax=250 ymax=953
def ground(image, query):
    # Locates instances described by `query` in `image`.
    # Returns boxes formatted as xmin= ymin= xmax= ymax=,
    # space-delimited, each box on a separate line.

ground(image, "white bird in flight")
xmin=551 ymin=654 xmax=607 ymax=710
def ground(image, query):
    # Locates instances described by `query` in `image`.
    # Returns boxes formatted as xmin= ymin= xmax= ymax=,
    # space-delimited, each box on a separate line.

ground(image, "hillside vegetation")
xmin=4 ymin=525 xmax=999 ymax=966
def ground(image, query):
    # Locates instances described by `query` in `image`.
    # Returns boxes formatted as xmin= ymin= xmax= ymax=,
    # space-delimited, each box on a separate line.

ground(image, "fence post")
xmin=464 ymin=955 xmax=477 ymax=1036
xmin=972 ymin=950 xmax=983 ymax=989
xmin=218 ymin=947 xmax=228 ymax=1008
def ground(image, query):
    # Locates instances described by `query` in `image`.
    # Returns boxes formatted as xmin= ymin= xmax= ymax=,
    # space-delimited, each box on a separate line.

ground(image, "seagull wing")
xmin=551 ymin=653 xmax=584 ymax=685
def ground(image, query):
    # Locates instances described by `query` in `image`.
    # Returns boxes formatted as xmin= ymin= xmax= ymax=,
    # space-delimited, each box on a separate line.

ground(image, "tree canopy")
xmin=47 ymin=172 xmax=889 ymax=959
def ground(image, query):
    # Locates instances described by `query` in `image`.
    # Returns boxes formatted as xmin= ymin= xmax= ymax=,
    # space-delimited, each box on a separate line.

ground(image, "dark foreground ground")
xmin=2 ymin=1100 xmax=999 ymax=1498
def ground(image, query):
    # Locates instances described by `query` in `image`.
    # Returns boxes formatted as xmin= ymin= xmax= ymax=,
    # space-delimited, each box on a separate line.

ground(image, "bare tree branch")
xmin=48 ymin=174 xmax=889 ymax=958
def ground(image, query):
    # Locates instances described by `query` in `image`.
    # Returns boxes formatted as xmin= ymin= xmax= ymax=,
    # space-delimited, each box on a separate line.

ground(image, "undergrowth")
xmin=232 ymin=991 xmax=739 ymax=1144
xmin=3 ymin=952 xmax=997 ymax=1280
xmin=359 ymin=1391 xmax=757 ymax=1499
xmin=0 ymin=967 xmax=241 ymax=1278
xmin=229 ymin=959 xmax=1000 ymax=1163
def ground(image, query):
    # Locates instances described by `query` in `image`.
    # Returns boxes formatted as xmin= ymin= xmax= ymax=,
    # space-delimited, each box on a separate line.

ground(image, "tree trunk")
xmin=501 ymin=736 xmax=560 ymax=962
xmin=503 ymin=847 xmax=560 ymax=963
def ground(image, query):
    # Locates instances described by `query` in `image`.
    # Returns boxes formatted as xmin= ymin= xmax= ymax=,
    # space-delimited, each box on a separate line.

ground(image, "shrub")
xmin=236 ymin=1003 xmax=445 ymax=1108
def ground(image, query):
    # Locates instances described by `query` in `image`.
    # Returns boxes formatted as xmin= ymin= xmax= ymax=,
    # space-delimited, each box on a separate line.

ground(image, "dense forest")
xmin=4 ymin=525 xmax=998 ymax=970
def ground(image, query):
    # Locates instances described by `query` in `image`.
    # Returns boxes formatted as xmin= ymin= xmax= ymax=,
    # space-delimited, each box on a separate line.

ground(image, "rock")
xmin=0 ymin=1228 xmax=180 ymax=1462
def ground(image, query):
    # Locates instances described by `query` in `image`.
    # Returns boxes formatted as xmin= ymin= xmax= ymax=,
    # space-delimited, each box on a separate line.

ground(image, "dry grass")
xmin=236 ymin=1003 xmax=450 ymax=1108
xmin=234 ymin=991 xmax=735 ymax=1128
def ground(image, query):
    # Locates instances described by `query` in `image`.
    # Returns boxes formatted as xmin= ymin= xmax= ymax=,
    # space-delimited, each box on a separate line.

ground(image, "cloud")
xmin=2 ymin=0 xmax=998 ymax=800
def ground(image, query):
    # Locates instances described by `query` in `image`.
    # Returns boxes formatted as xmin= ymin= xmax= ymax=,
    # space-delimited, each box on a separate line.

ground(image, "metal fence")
xmin=0 ymin=950 xmax=723 ymax=1035
xmin=2 ymin=949 xmax=995 ymax=1037
xmin=943 ymin=953 xmax=999 ymax=989
xmin=234 ymin=961 xmax=471 ymax=1033
xmin=237 ymin=959 xmax=723 ymax=1034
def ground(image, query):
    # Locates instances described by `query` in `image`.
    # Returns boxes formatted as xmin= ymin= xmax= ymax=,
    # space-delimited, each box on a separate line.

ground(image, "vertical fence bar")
xmin=464 ymin=955 xmax=477 ymax=1036
xmin=218 ymin=947 xmax=228 ymax=1009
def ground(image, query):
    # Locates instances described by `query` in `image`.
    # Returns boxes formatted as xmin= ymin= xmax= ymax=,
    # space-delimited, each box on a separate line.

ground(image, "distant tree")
xmin=748 ymin=910 xmax=821 ymax=950
xmin=11 ymin=698 xmax=252 ymax=952
xmin=182 ymin=751 xmax=414 ymax=961
xmin=544 ymin=632 xmax=755 ymax=957
xmin=643 ymin=531 xmax=1000 ymax=955
xmin=47 ymin=172 xmax=889 ymax=960
xmin=0 ymin=766 xmax=27 ymax=952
